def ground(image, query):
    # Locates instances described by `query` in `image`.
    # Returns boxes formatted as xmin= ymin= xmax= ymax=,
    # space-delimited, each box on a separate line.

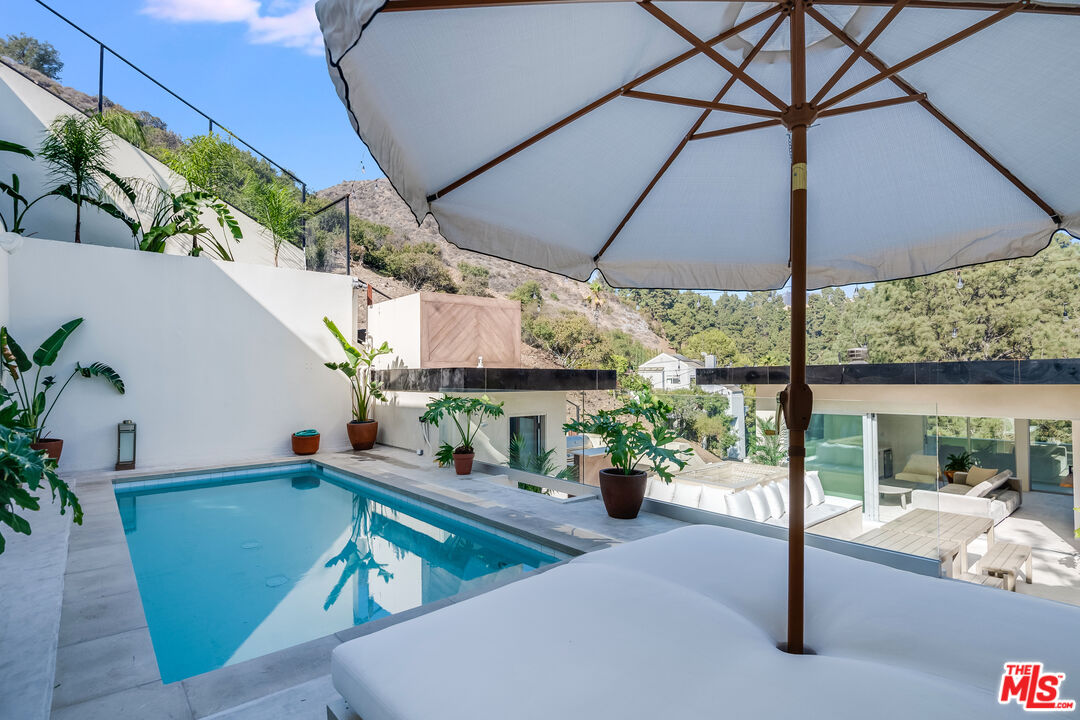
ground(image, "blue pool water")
xmin=116 ymin=464 xmax=559 ymax=682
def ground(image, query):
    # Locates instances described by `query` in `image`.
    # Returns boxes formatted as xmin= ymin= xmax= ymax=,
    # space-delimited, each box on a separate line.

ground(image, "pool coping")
xmin=51 ymin=446 xmax=686 ymax=718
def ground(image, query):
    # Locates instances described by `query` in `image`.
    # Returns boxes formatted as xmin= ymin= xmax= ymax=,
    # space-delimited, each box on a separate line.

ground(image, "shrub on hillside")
xmin=458 ymin=262 xmax=491 ymax=297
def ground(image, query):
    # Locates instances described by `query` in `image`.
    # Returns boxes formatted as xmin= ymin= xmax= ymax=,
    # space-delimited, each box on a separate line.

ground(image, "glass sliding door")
xmin=1030 ymin=419 xmax=1073 ymax=495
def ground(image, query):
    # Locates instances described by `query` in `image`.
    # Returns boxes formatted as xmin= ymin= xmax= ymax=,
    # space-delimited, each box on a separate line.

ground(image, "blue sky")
xmin=5 ymin=0 xmax=382 ymax=190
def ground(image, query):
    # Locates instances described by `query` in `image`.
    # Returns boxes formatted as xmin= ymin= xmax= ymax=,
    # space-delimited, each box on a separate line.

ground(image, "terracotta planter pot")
xmin=453 ymin=451 xmax=475 ymax=476
xmin=31 ymin=438 xmax=64 ymax=463
xmin=598 ymin=468 xmax=648 ymax=519
xmin=346 ymin=420 xmax=378 ymax=451
xmin=291 ymin=433 xmax=321 ymax=456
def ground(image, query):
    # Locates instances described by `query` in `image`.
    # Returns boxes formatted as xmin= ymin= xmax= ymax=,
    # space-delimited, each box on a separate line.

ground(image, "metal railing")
xmin=308 ymin=194 xmax=351 ymax=275
xmin=27 ymin=0 xmax=308 ymax=203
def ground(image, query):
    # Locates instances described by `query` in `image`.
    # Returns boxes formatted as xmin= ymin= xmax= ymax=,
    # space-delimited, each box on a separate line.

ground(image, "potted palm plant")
xmin=323 ymin=317 xmax=391 ymax=451
xmin=564 ymin=390 xmax=690 ymax=519
xmin=943 ymin=451 xmax=978 ymax=482
xmin=1 ymin=319 xmax=125 ymax=462
xmin=420 ymin=394 xmax=504 ymax=475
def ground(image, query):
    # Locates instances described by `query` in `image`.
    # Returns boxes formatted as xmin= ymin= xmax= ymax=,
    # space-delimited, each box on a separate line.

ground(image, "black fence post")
xmin=345 ymin=194 xmax=351 ymax=277
xmin=97 ymin=43 xmax=104 ymax=115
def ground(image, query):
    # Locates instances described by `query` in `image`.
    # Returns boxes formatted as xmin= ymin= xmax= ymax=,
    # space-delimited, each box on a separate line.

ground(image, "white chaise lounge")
xmin=329 ymin=525 xmax=1078 ymax=719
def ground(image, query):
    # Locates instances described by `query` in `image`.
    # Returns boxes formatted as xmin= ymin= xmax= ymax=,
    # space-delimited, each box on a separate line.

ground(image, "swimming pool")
xmin=115 ymin=463 xmax=562 ymax=682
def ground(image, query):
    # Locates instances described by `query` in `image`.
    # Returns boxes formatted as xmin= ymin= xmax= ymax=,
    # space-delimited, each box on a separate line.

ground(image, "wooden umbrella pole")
xmin=782 ymin=0 xmax=815 ymax=656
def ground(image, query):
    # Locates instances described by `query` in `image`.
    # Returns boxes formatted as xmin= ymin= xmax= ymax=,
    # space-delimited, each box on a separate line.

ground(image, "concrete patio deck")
xmin=2 ymin=446 xmax=684 ymax=720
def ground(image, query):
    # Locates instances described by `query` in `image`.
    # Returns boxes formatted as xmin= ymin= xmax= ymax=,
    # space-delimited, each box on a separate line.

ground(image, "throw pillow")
xmin=763 ymin=482 xmax=785 ymax=518
xmin=647 ymin=478 xmax=676 ymax=502
xmin=805 ymin=471 xmax=826 ymax=505
xmin=965 ymin=466 xmax=998 ymax=487
xmin=747 ymin=486 xmax=770 ymax=521
xmin=726 ymin=490 xmax=756 ymax=520
xmin=698 ymin=485 xmax=728 ymax=514
xmin=671 ymin=482 xmax=702 ymax=507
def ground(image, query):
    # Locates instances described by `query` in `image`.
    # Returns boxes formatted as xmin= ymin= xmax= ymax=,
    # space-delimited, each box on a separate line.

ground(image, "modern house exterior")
xmin=637 ymin=352 xmax=702 ymax=390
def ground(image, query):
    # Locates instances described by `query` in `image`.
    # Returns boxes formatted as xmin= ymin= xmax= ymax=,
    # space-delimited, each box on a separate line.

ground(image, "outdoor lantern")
xmin=116 ymin=420 xmax=136 ymax=471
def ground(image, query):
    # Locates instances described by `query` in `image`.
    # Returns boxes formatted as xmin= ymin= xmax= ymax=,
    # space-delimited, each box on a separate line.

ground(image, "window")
xmin=669 ymin=377 xmax=681 ymax=385
xmin=510 ymin=415 xmax=543 ymax=458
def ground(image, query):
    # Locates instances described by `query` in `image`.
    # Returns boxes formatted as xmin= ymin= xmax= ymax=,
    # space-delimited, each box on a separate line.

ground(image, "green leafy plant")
xmin=323 ymin=317 xmax=391 ymax=422
xmin=245 ymin=176 xmax=305 ymax=266
xmin=508 ymin=432 xmax=576 ymax=493
xmin=0 ymin=425 xmax=82 ymax=554
xmin=1 ymin=320 xmax=125 ymax=442
xmin=421 ymin=395 xmax=505 ymax=464
xmin=94 ymin=110 xmax=146 ymax=149
xmin=944 ymin=451 xmax=979 ymax=475
xmin=563 ymin=389 xmax=690 ymax=482
xmin=37 ymin=114 xmax=139 ymax=242
xmin=136 ymin=185 xmax=242 ymax=260
xmin=0 ymin=139 xmax=38 ymax=234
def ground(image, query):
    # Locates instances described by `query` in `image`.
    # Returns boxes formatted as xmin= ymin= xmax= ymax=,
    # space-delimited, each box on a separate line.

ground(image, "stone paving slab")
xmin=52 ymin=627 xmax=161 ymax=709
xmin=51 ymin=680 xmax=193 ymax=720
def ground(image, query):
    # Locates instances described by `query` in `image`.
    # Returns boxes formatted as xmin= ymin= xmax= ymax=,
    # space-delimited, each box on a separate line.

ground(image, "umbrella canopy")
xmin=316 ymin=0 xmax=1080 ymax=652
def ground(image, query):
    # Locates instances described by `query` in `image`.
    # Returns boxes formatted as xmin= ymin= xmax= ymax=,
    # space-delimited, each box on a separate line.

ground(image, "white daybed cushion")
xmin=698 ymin=485 xmax=728 ymax=514
xmin=646 ymin=477 xmax=675 ymax=503
xmin=746 ymin=486 xmax=770 ymax=521
xmin=762 ymin=482 xmax=785 ymax=519
xmin=671 ymin=482 xmax=702 ymax=508
xmin=966 ymin=480 xmax=994 ymax=497
xmin=777 ymin=481 xmax=789 ymax=510
xmin=725 ymin=491 xmax=755 ymax=520
xmin=806 ymin=471 xmax=825 ymax=506
xmin=331 ymin=525 xmax=1077 ymax=720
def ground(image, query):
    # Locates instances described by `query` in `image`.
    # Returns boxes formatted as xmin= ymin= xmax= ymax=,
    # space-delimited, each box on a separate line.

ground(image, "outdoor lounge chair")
xmin=328 ymin=525 xmax=1077 ymax=719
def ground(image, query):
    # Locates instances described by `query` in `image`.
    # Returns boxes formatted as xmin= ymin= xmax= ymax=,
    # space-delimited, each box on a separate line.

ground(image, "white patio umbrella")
xmin=315 ymin=0 xmax=1080 ymax=652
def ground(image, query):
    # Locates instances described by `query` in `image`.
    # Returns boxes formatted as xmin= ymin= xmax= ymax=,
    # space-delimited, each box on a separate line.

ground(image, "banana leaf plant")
xmin=137 ymin=186 xmax=243 ymax=261
xmin=0 ymin=424 xmax=83 ymax=554
xmin=1 ymin=319 xmax=125 ymax=442
xmin=0 ymin=139 xmax=39 ymax=235
xmin=323 ymin=317 xmax=391 ymax=422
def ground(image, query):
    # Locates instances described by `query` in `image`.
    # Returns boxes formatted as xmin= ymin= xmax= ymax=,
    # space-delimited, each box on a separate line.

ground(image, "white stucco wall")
xmin=367 ymin=294 xmax=422 ymax=369
xmin=0 ymin=63 xmax=304 ymax=269
xmin=5 ymin=237 xmax=354 ymax=471
xmin=378 ymin=390 xmax=568 ymax=470
xmin=0 ymin=244 xmax=9 ymax=327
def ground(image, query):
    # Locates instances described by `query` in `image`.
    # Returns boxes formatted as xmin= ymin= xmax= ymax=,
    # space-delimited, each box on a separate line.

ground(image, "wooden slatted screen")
xmin=419 ymin=292 xmax=521 ymax=368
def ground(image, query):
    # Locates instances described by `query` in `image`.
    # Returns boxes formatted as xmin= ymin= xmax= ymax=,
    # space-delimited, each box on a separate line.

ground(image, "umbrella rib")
xmin=623 ymin=90 xmax=782 ymax=118
xmin=813 ymin=0 xmax=1080 ymax=16
xmin=816 ymin=93 xmax=926 ymax=117
xmin=689 ymin=118 xmax=783 ymax=140
xmin=594 ymin=11 xmax=787 ymax=263
xmin=810 ymin=0 xmax=910 ymax=107
xmin=817 ymin=0 xmax=1028 ymax=112
xmin=425 ymin=3 xmax=782 ymax=202
xmin=382 ymin=0 xmax=747 ymax=9
xmin=808 ymin=5 xmax=1061 ymax=222
xmin=637 ymin=1 xmax=788 ymax=111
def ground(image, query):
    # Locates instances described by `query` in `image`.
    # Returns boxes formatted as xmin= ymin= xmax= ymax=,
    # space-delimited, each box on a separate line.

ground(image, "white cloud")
xmin=142 ymin=0 xmax=323 ymax=54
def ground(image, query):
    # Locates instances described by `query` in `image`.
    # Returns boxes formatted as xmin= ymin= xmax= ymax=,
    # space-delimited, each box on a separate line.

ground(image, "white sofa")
xmin=910 ymin=469 xmax=1021 ymax=525
xmin=645 ymin=472 xmax=863 ymax=540
xmin=329 ymin=525 xmax=1079 ymax=720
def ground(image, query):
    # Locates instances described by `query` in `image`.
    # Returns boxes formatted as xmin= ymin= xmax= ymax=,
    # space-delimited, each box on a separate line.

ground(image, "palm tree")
xmin=581 ymin=279 xmax=606 ymax=321
xmin=751 ymin=417 xmax=787 ymax=467
xmin=37 ymin=114 xmax=137 ymax=243
xmin=245 ymin=176 xmax=304 ymax=266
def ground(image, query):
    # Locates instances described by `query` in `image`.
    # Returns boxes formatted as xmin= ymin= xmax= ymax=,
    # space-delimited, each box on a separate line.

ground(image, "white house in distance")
xmin=638 ymin=352 xmax=701 ymax=390
xmin=638 ymin=352 xmax=746 ymax=459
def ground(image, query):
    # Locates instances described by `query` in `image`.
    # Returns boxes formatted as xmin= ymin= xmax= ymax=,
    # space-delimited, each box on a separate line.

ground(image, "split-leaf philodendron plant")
xmin=421 ymin=394 xmax=505 ymax=467
xmin=1 ymin=319 xmax=126 ymax=442
xmin=323 ymin=317 xmax=391 ymax=422
xmin=563 ymin=389 xmax=690 ymax=482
